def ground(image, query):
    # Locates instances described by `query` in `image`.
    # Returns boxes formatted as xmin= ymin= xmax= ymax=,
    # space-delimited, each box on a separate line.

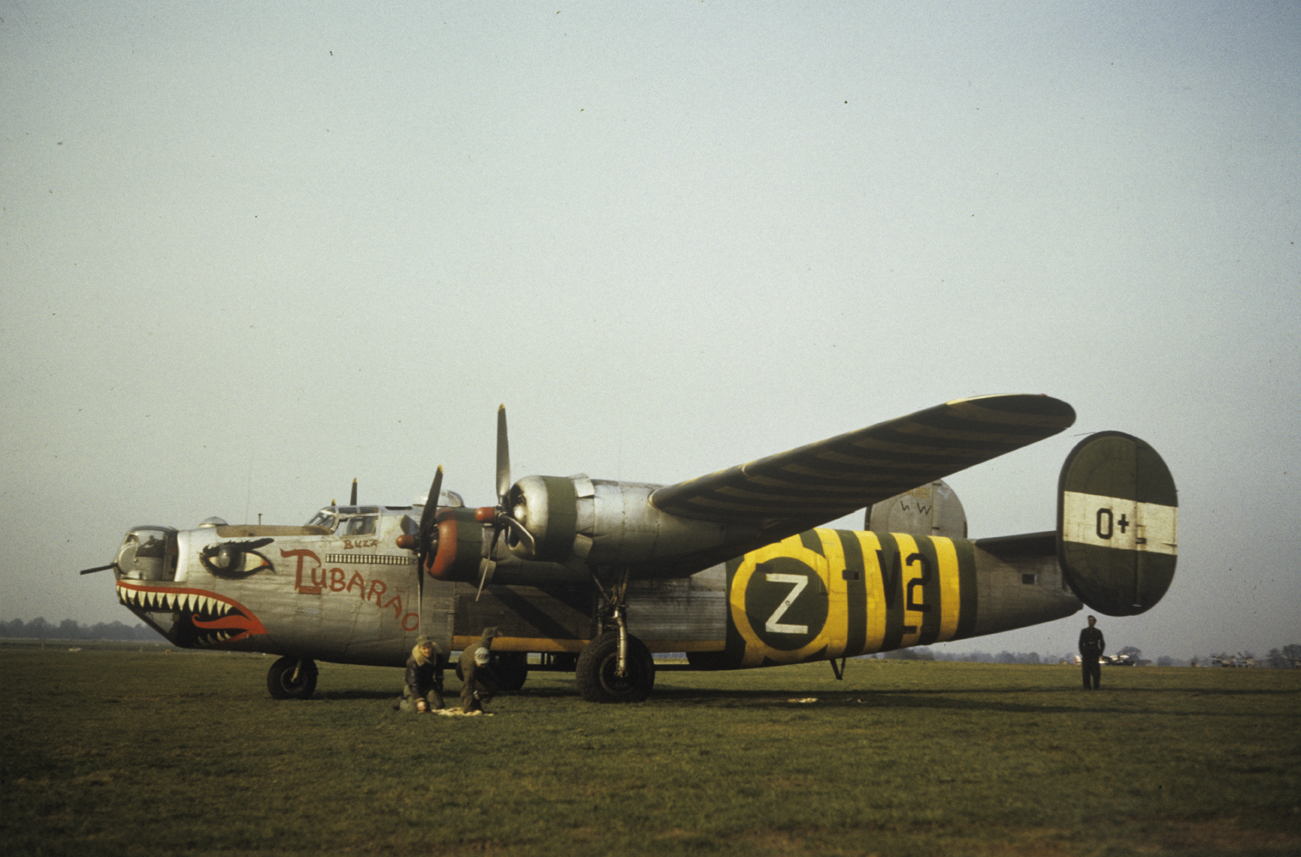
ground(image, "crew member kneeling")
xmin=460 ymin=627 xmax=500 ymax=713
xmin=402 ymin=634 xmax=446 ymax=712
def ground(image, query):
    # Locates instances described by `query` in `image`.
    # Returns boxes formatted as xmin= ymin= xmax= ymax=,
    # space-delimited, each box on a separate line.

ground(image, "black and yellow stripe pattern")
xmin=651 ymin=395 xmax=1075 ymax=534
xmin=718 ymin=528 xmax=979 ymax=669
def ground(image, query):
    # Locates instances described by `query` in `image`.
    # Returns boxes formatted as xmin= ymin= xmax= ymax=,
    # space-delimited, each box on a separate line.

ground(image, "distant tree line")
xmin=882 ymin=648 xmax=1058 ymax=664
xmin=883 ymin=644 xmax=1301 ymax=668
xmin=1 ymin=617 xmax=162 ymax=642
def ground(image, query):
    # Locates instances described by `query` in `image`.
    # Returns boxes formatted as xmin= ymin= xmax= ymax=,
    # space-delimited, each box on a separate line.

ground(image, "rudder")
xmin=1057 ymin=432 xmax=1177 ymax=616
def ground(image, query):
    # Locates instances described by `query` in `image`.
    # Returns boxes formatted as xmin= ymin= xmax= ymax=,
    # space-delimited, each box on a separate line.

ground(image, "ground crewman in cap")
xmin=1078 ymin=615 xmax=1105 ymax=690
xmin=459 ymin=627 xmax=500 ymax=713
xmin=402 ymin=634 xmax=446 ymax=712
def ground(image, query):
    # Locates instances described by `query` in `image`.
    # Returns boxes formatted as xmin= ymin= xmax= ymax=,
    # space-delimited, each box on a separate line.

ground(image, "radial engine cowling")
xmin=506 ymin=475 xmax=749 ymax=571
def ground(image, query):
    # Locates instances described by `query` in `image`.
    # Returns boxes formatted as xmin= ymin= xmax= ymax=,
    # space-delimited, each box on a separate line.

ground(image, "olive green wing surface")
xmin=649 ymin=394 xmax=1076 ymax=537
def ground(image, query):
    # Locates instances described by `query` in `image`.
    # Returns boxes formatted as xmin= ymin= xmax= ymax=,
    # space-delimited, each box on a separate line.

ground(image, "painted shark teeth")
xmin=115 ymin=584 xmax=243 ymax=648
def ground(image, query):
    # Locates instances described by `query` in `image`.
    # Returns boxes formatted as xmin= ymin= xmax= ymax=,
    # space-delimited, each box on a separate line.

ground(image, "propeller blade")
xmin=350 ymin=478 xmax=358 ymax=506
xmin=416 ymin=467 xmax=444 ymax=570
xmin=475 ymin=560 xmax=495 ymax=601
xmin=495 ymin=404 xmax=510 ymax=503
xmin=502 ymin=515 xmax=537 ymax=556
xmin=79 ymin=564 xmax=117 ymax=576
xmin=488 ymin=404 xmax=538 ymax=561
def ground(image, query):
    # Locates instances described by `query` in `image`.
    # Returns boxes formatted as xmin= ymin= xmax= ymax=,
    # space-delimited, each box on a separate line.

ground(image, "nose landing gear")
xmin=267 ymin=656 xmax=318 ymax=700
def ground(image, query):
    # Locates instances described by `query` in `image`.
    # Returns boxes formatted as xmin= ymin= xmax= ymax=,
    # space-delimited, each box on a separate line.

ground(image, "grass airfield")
xmin=2 ymin=643 xmax=1298 ymax=857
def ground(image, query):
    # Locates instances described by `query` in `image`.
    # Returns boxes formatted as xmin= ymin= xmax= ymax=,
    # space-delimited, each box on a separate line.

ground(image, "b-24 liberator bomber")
xmin=82 ymin=395 xmax=1178 ymax=703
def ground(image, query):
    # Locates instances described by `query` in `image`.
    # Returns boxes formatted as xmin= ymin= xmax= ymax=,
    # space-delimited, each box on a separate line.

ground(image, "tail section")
xmin=1057 ymin=432 xmax=1177 ymax=616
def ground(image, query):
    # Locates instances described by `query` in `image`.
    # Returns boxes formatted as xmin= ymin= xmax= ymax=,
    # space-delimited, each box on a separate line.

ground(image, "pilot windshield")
xmin=305 ymin=507 xmax=379 ymax=535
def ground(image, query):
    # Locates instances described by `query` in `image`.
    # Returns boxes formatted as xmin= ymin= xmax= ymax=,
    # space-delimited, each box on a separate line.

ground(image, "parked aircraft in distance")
xmin=82 ymin=395 xmax=1178 ymax=702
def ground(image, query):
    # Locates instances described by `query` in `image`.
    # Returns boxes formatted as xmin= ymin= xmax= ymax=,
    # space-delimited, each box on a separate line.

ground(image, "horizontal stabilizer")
xmin=1057 ymin=432 xmax=1177 ymax=616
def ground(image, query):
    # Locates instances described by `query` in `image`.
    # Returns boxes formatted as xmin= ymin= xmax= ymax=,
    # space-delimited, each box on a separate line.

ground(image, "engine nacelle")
xmin=507 ymin=475 xmax=752 ymax=572
xmin=425 ymin=507 xmax=485 ymax=583
xmin=866 ymin=479 xmax=968 ymax=539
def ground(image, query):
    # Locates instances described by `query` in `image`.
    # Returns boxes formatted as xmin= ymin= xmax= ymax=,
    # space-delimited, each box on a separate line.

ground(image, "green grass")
xmin=2 ymin=644 xmax=1298 ymax=856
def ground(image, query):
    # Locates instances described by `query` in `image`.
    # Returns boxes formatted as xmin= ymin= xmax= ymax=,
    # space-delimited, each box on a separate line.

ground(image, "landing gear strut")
xmin=267 ymin=656 xmax=318 ymax=700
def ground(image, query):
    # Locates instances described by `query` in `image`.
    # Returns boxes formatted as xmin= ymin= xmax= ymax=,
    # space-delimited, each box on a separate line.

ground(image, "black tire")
xmin=575 ymin=631 xmax=655 ymax=703
xmin=493 ymin=652 xmax=529 ymax=692
xmin=267 ymin=656 xmax=318 ymax=700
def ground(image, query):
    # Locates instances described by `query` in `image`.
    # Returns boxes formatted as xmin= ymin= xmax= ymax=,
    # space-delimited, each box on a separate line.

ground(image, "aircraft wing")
xmin=649 ymin=394 xmax=1075 ymax=536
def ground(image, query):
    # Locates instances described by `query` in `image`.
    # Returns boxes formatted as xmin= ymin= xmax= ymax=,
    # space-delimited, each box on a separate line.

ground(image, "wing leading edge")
xmin=649 ymin=394 xmax=1075 ymax=535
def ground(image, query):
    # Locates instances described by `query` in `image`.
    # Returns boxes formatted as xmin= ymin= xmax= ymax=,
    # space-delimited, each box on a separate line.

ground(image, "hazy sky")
xmin=3 ymin=2 xmax=1298 ymax=661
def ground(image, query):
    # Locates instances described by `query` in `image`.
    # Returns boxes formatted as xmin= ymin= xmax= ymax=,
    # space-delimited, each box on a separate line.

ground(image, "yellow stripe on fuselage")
xmin=814 ymin=528 xmax=850 ymax=660
xmin=935 ymin=536 xmax=961 ymax=642
xmin=895 ymin=533 xmax=924 ymax=648
xmin=852 ymin=531 xmax=888 ymax=654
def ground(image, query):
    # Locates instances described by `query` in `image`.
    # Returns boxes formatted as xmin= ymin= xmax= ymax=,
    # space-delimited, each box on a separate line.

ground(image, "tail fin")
xmin=1057 ymin=432 xmax=1177 ymax=616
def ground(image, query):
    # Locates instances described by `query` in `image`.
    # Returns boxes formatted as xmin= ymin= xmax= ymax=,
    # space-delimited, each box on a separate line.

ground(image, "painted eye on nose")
xmin=199 ymin=538 xmax=275 ymax=579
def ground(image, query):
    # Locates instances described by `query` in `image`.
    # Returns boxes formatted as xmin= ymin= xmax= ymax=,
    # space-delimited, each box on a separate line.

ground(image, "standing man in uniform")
xmin=403 ymin=634 xmax=446 ymax=712
xmin=1078 ymin=615 xmax=1105 ymax=690
xmin=460 ymin=627 xmax=500 ymax=713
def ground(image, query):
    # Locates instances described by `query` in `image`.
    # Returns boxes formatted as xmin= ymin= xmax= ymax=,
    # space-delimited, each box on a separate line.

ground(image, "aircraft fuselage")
xmin=111 ymin=506 xmax=1080 ymax=670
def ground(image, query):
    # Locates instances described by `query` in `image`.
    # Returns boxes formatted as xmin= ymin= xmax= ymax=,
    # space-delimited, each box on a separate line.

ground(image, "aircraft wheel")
xmin=493 ymin=652 xmax=529 ymax=691
xmin=575 ymin=631 xmax=655 ymax=703
xmin=267 ymin=656 xmax=318 ymax=700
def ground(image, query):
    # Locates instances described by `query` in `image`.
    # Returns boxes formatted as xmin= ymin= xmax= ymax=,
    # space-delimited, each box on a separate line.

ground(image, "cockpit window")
xmin=304 ymin=506 xmax=379 ymax=535
xmin=306 ymin=510 xmax=337 ymax=530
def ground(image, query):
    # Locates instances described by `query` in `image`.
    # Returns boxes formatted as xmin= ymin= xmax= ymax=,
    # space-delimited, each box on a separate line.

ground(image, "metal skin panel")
xmin=625 ymin=570 xmax=728 ymax=650
xmin=696 ymin=527 xmax=1081 ymax=670
xmin=453 ymin=585 xmax=595 ymax=654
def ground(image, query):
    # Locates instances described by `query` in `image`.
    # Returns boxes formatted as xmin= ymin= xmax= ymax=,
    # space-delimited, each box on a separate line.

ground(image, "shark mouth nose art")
xmin=117 ymin=581 xmax=268 ymax=646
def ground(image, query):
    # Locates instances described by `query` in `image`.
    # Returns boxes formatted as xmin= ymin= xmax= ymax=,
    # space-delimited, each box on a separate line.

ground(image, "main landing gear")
xmin=267 ymin=656 xmax=318 ymax=700
xmin=575 ymin=577 xmax=656 ymax=703
xmin=576 ymin=629 xmax=655 ymax=703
